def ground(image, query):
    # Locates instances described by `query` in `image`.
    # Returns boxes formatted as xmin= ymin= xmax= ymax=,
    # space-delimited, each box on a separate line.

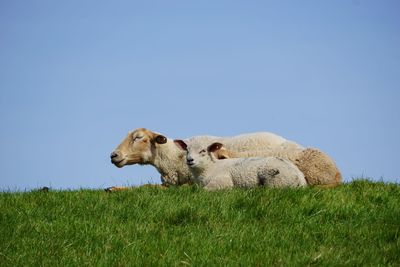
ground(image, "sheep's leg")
xmin=104 ymin=186 xmax=129 ymax=192
xmin=258 ymin=168 xmax=281 ymax=187
xmin=105 ymin=184 xmax=168 ymax=192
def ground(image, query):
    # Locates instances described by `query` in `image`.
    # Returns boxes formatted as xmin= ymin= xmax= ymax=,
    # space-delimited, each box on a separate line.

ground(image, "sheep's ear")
xmin=154 ymin=135 xmax=167 ymax=144
xmin=208 ymin=142 xmax=223 ymax=152
xmin=174 ymin=140 xmax=187 ymax=151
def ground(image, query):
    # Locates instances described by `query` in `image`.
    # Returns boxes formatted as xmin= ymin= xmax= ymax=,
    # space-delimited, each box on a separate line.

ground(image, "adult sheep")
xmin=109 ymin=128 xmax=193 ymax=187
xmin=178 ymin=139 xmax=307 ymax=190
xmin=109 ymin=128 xmax=341 ymax=190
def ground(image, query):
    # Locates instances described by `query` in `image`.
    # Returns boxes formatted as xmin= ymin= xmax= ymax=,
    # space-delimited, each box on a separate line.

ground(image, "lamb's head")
xmin=110 ymin=128 xmax=167 ymax=168
xmin=174 ymin=140 xmax=226 ymax=172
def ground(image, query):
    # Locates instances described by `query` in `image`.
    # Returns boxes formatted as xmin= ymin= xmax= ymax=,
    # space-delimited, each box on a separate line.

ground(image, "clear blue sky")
xmin=1 ymin=1 xmax=399 ymax=190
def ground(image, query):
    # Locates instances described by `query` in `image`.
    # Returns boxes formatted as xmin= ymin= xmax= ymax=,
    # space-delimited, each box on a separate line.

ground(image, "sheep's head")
xmin=174 ymin=140 xmax=227 ymax=172
xmin=110 ymin=128 xmax=167 ymax=168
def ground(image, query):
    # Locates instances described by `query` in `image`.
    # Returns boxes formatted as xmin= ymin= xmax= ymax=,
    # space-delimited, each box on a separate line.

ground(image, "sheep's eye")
xmin=199 ymin=149 xmax=206 ymax=154
xmin=133 ymin=136 xmax=143 ymax=141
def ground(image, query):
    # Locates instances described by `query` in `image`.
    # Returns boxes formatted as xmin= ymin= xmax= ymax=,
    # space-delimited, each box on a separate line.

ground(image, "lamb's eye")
xmin=199 ymin=149 xmax=206 ymax=154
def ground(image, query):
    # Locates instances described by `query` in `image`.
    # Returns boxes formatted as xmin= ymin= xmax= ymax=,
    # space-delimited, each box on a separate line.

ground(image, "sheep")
xmin=176 ymin=132 xmax=342 ymax=187
xmin=109 ymin=128 xmax=193 ymax=188
xmin=176 ymin=139 xmax=307 ymax=190
xmin=109 ymin=128 xmax=303 ymax=189
xmin=207 ymin=142 xmax=342 ymax=187
xmin=109 ymin=128 xmax=341 ymax=190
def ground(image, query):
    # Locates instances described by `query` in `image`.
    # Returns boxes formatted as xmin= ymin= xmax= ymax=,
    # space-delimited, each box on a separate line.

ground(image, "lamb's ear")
xmin=174 ymin=139 xmax=187 ymax=151
xmin=207 ymin=142 xmax=223 ymax=153
xmin=154 ymin=135 xmax=167 ymax=144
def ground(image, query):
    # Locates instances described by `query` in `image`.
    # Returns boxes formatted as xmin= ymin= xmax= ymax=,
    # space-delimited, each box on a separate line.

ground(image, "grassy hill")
xmin=0 ymin=180 xmax=399 ymax=266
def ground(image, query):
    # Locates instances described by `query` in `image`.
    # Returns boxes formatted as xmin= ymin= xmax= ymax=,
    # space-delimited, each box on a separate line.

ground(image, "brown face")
xmin=110 ymin=128 xmax=167 ymax=168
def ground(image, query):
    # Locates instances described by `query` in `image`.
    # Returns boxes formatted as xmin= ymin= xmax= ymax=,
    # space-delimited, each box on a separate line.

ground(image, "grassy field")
xmin=0 ymin=180 xmax=399 ymax=266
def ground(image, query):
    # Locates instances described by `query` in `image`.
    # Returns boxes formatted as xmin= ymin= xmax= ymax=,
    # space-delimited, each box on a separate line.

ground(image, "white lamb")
xmin=178 ymin=139 xmax=307 ymax=190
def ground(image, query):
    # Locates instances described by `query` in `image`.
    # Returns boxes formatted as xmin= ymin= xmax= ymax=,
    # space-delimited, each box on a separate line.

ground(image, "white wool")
xmin=186 ymin=141 xmax=307 ymax=191
xmin=111 ymin=128 xmax=340 ymax=187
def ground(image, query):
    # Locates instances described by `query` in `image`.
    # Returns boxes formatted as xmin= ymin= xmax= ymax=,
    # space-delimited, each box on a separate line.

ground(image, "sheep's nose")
xmin=186 ymin=157 xmax=194 ymax=166
xmin=110 ymin=151 xmax=121 ymax=164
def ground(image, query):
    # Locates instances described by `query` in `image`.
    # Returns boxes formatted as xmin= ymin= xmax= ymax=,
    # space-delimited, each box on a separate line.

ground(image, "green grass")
xmin=1 ymin=180 xmax=399 ymax=266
